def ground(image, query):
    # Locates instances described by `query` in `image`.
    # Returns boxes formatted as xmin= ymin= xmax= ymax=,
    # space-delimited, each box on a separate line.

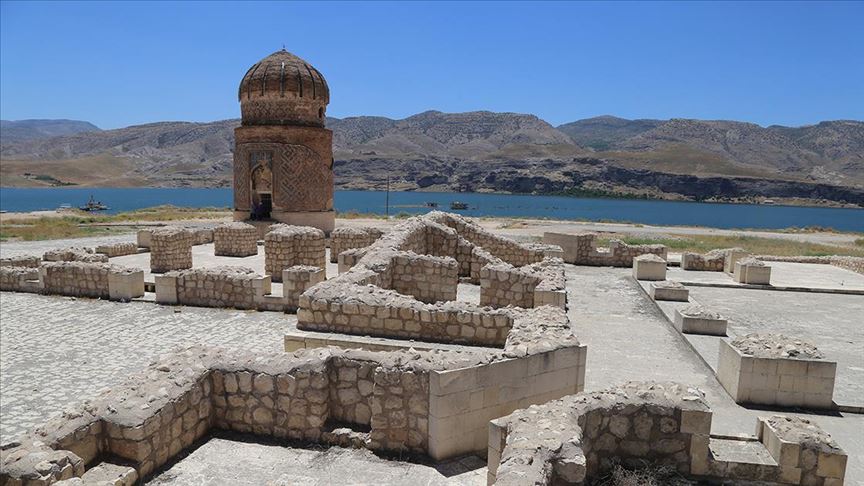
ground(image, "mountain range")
xmin=1 ymin=113 xmax=862 ymax=206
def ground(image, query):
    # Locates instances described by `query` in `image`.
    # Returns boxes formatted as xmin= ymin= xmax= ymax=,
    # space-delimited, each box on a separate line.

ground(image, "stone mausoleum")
xmin=232 ymin=49 xmax=335 ymax=233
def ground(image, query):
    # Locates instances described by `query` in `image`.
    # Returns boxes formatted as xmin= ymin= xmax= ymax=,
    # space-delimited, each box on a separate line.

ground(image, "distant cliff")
xmin=1 ymin=112 xmax=862 ymax=206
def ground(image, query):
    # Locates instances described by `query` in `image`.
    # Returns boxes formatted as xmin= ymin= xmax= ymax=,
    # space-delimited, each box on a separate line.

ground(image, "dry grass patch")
xmin=597 ymin=234 xmax=864 ymax=258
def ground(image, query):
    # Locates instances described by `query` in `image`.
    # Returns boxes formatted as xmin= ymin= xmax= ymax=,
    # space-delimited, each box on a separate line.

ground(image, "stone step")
xmin=708 ymin=437 xmax=780 ymax=481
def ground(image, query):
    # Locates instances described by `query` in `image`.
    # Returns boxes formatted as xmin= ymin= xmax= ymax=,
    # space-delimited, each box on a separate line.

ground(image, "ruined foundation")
xmin=543 ymin=232 xmax=667 ymax=267
xmin=330 ymin=227 xmax=384 ymax=263
xmin=264 ymin=225 xmax=326 ymax=282
xmin=213 ymin=222 xmax=258 ymax=257
xmin=149 ymin=228 xmax=193 ymax=273
xmin=717 ymin=334 xmax=836 ymax=409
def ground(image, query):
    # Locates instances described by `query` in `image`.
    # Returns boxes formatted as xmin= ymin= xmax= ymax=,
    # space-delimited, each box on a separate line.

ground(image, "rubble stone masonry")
xmin=150 ymin=228 xmax=193 ymax=273
xmin=213 ymin=222 xmax=259 ymax=257
xmin=543 ymin=232 xmax=667 ymax=267
xmin=330 ymin=227 xmax=384 ymax=263
xmin=264 ymin=225 xmax=326 ymax=282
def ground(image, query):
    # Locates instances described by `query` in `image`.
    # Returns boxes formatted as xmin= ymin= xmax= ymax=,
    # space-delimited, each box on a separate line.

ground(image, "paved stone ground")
xmin=0 ymin=293 xmax=296 ymax=443
xmin=566 ymin=266 xmax=864 ymax=482
xmin=146 ymin=437 xmax=485 ymax=485
xmin=667 ymin=262 xmax=864 ymax=291
xmin=688 ymin=286 xmax=864 ymax=408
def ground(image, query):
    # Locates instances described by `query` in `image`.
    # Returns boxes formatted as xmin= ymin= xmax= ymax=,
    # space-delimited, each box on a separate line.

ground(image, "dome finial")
xmin=282 ymin=44 xmax=286 ymax=51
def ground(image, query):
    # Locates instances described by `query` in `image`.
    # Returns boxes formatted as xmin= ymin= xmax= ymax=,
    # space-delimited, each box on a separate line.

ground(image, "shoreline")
xmin=2 ymin=185 xmax=862 ymax=211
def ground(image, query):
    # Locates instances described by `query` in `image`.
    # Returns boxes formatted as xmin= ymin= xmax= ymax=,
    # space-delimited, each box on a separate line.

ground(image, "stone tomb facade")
xmin=232 ymin=49 xmax=335 ymax=233
xmin=717 ymin=334 xmax=836 ymax=409
xmin=264 ymin=224 xmax=326 ymax=282
xmin=213 ymin=222 xmax=259 ymax=257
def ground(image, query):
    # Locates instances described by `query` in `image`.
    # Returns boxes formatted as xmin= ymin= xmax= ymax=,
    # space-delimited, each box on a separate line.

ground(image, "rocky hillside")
xmin=0 ymin=119 xmax=100 ymax=142
xmin=1 ymin=112 xmax=862 ymax=205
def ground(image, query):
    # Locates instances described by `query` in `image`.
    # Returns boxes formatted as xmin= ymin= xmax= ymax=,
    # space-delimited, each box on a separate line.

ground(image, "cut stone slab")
xmin=735 ymin=258 xmax=772 ymax=285
xmin=632 ymin=254 xmax=667 ymax=281
xmin=717 ymin=336 xmax=836 ymax=409
xmin=673 ymin=304 xmax=727 ymax=335
xmin=649 ymin=280 xmax=689 ymax=302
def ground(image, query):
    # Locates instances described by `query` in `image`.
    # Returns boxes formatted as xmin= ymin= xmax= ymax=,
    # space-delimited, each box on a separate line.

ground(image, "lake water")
xmin=0 ymin=187 xmax=861 ymax=232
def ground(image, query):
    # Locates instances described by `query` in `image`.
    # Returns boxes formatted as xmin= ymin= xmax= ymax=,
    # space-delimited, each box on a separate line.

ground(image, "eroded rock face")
xmin=731 ymin=333 xmax=824 ymax=359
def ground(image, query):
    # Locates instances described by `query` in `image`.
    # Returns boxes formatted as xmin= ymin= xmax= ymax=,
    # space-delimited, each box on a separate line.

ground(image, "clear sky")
xmin=1 ymin=1 xmax=862 ymax=129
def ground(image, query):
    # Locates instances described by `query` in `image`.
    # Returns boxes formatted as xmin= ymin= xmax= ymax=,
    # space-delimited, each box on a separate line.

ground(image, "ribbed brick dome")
xmin=238 ymin=49 xmax=329 ymax=127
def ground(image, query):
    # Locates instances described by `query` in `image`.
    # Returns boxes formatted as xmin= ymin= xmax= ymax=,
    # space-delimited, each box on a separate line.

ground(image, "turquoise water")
xmin=0 ymin=187 xmax=861 ymax=232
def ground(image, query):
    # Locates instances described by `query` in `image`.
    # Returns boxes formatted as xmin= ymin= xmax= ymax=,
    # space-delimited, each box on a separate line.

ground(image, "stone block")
xmin=717 ymin=340 xmax=836 ymax=409
xmin=649 ymin=281 xmax=689 ymax=301
xmin=632 ymin=254 xmax=667 ymax=281
xmin=108 ymin=269 xmax=145 ymax=301
xmin=673 ymin=305 xmax=727 ymax=335
xmin=724 ymin=249 xmax=750 ymax=274
xmin=154 ymin=274 xmax=178 ymax=305
xmin=137 ymin=229 xmax=152 ymax=248
xmin=734 ymin=260 xmax=772 ymax=285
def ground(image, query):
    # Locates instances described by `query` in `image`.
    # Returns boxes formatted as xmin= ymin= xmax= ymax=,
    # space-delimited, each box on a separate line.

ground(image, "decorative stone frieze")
xmin=213 ymin=222 xmax=259 ymax=257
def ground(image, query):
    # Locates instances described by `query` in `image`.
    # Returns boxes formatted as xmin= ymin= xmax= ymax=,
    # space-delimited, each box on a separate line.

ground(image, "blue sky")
xmin=1 ymin=1 xmax=862 ymax=129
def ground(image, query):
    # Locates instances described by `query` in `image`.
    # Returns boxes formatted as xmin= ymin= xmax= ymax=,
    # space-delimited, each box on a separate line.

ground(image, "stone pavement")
xmin=0 ymin=292 xmax=296 ymax=443
xmin=146 ymin=436 xmax=485 ymax=485
xmin=566 ymin=265 xmax=864 ymax=483
xmin=667 ymin=261 xmax=864 ymax=292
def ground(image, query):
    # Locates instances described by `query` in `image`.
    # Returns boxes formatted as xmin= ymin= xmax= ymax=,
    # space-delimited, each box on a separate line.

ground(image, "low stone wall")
xmin=95 ymin=242 xmax=138 ymax=258
xmin=390 ymin=253 xmax=458 ymax=303
xmin=543 ymin=232 xmax=667 ymax=267
xmin=488 ymin=381 xmax=848 ymax=486
xmin=264 ymin=225 xmax=326 ymax=282
xmin=150 ymin=227 xmax=193 ymax=273
xmin=43 ymin=247 xmax=108 ymax=263
xmin=0 ymin=255 xmax=41 ymax=268
xmin=0 ymin=266 xmax=41 ymax=292
xmin=757 ymin=254 xmax=864 ymax=276
xmin=40 ymin=262 xmax=144 ymax=300
xmin=734 ymin=257 xmax=772 ymax=284
xmin=155 ymin=266 xmax=270 ymax=310
xmin=1 ymin=343 xmax=572 ymax=483
xmin=680 ymin=249 xmax=727 ymax=271
xmin=283 ymin=266 xmax=326 ymax=309
xmin=214 ymin=222 xmax=258 ymax=257
xmin=330 ymin=227 xmax=384 ymax=263
xmin=481 ymin=258 xmax=568 ymax=309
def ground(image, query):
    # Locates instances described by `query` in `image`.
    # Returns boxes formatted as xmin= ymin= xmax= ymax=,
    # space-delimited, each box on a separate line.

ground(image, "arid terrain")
xmin=2 ymin=114 xmax=863 ymax=206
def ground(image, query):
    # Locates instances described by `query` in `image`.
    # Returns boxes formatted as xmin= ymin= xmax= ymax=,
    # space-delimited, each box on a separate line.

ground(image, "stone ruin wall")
xmin=213 ymin=222 xmax=258 ymax=257
xmin=149 ymin=228 xmax=193 ymax=273
xmin=303 ymin=213 xmax=567 ymax=346
xmin=681 ymin=249 xmax=727 ymax=271
xmin=543 ymin=232 xmax=667 ymax=267
xmin=157 ymin=267 xmax=269 ymax=310
xmin=282 ymin=265 xmax=326 ymax=309
xmin=0 ymin=266 xmax=40 ymax=292
xmin=39 ymin=262 xmax=116 ymax=299
xmin=330 ymin=227 xmax=384 ymax=263
xmin=43 ymin=247 xmax=109 ymax=264
xmin=0 ymin=255 xmax=41 ymax=268
xmin=480 ymin=258 xmax=566 ymax=309
xmin=95 ymin=242 xmax=138 ymax=258
xmin=489 ymin=381 xmax=848 ymax=486
xmin=264 ymin=224 xmax=326 ymax=282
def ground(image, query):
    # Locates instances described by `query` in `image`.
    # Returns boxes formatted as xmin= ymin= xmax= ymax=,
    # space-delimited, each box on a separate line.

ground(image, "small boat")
xmin=80 ymin=195 xmax=109 ymax=212
xmin=424 ymin=202 xmax=439 ymax=208
xmin=449 ymin=201 xmax=468 ymax=210
xmin=58 ymin=203 xmax=72 ymax=210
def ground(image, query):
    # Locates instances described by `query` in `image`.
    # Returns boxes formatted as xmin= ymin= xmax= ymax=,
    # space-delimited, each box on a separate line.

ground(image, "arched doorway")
xmin=250 ymin=153 xmax=273 ymax=220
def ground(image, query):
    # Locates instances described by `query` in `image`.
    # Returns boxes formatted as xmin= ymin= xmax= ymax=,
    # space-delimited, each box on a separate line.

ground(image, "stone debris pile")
xmin=731 ymin=333 xmax=824 ymax=359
